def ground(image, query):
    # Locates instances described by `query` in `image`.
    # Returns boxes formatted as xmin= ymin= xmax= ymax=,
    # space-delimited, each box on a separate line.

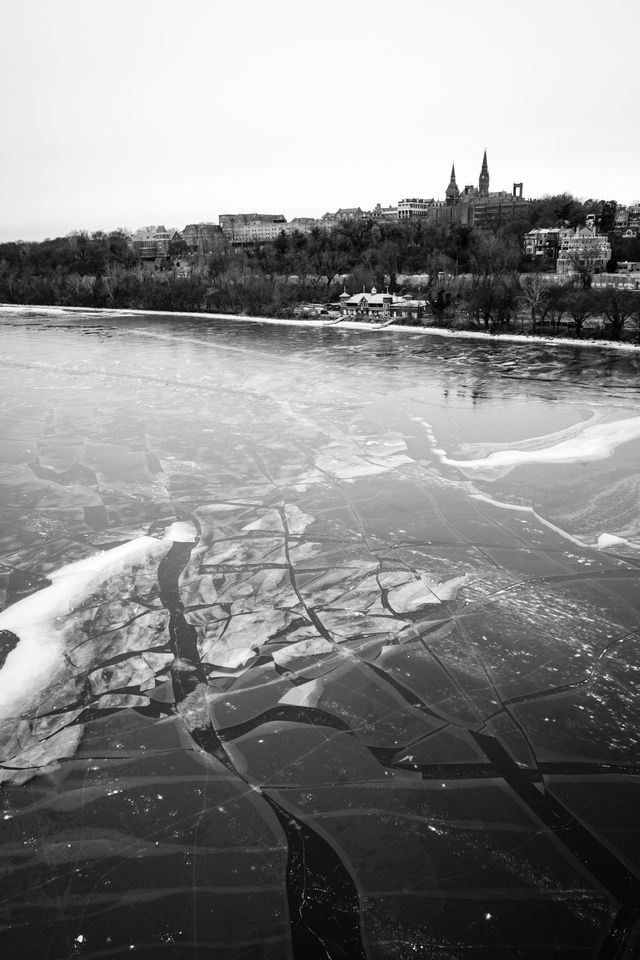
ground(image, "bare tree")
xmin=566 ymin=290 xmax=597 ymax=338
xmin=542 ymin=284 xmax=570 ymax=334
xmin=519 ymin=274 xmax=548 ymax=334
xmin=597 ymin=288 xmax=640 ymax=341
xmin=566 ymin=243 xmax=606 ymax=289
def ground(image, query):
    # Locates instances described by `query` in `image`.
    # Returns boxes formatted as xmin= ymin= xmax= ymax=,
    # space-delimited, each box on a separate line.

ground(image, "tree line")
xmin=1 ymin=195 xmax=639 ymax=342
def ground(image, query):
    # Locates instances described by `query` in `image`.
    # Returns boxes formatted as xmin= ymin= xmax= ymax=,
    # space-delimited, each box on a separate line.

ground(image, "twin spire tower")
xmin=445 ymin=150 xmax=490 ymax=204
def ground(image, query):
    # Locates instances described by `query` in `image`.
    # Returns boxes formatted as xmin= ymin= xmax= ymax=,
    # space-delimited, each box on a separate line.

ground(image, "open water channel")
xmin=1 ymin=306 xmax=640 ymax=959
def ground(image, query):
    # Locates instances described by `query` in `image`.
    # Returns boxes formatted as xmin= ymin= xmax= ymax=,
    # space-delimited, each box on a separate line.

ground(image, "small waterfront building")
xmin=341 ymin=288 xmax=394 ymax=317
xmin=340 ymin=287 xmax=425 ymax=321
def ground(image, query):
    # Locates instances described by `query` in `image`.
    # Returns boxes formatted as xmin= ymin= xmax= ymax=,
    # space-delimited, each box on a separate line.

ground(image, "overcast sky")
xmin=1 ymin=0 xmax=638 ymax=241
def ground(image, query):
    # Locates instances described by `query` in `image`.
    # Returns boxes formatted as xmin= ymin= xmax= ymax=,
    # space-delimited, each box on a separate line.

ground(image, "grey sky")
xmin=1 ymin=0 xmax=638 ymax=241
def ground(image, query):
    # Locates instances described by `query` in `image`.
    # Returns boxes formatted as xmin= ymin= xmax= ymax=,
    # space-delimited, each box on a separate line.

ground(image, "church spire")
xmin=479 ymin=149 xmax=489 ymax=197
xmin=445 ymin=162 xmax=460 ymax=204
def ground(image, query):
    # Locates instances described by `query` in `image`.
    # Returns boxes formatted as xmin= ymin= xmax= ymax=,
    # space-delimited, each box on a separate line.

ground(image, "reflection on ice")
xmin=1 ymin=310 xmax=640 ymax=958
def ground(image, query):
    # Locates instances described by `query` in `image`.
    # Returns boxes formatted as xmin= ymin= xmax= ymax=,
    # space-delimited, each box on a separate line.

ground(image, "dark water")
xmin=1 ymin=306 xmax=640 ymax=959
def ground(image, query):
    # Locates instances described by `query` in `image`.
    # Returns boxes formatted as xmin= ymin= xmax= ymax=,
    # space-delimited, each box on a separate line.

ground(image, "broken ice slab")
xmin=0 ymin=740 xmax=293 ymax=960
xmin=268 ymin=782 xmax=618 ymax=958
xmin=224 ymin=721 xmax=396 ymax=786
xmin=0 ymin=725 xmax=84 ymax=786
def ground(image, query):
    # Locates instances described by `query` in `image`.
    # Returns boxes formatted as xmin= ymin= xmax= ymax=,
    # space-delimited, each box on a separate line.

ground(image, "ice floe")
xmin=436 ymin=414 xmax=640 ymax=478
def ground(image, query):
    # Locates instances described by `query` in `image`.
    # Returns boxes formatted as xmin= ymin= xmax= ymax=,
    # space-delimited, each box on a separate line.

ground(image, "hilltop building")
xmin=130 ymin=225 xmax=179 ymax=260
xmin=398 ymin=198 xmax=444 ymax=220
xmin=445 ymin=164 xmax=460 ymax=203
xmin=219 ymin=213 xmax=287 ymax=244
xmin=182 ymin=223 xmax=223 ymax=255
xmin=397 ymin=152 xmax=530 ymax=229
xmin=371 ymin=203 xmax=398 ymax=220
xmin=283 ymin=218 xmax=317 ymax=235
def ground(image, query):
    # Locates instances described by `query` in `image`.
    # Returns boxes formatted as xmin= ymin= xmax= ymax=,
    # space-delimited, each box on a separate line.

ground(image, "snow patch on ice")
xmin=596 ymin=533 xmax=640 ymax=551
xmin=436 ymin=415 xmax=640 ymax=478
xmin=0 ymin=526 xmax=193 ymax=720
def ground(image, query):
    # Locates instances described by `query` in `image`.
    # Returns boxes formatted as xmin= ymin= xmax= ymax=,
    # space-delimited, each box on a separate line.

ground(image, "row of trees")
xmin=3 ymin=193 xmax=636 ymax=285
xmin=1 ymin=196 xmax=639 ymax=341
xmin=2 ymin=255 xmax=637 ymax=341
xmin=446 ymin=275 xmax=640 ymax=341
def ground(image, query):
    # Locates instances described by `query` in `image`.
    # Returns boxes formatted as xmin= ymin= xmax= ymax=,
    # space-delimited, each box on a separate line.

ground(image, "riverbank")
xmin=2 ymin=302 xmax=640 ymax=354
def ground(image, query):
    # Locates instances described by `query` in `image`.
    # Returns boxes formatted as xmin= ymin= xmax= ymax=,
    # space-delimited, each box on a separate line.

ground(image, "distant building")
xmin=371 ymin=203 xmax=398 ymax=220
xmin=592 ymin=272 xmax=640 ymax=291
xmin=320 ymin=208 xmax=367 ymax=226
xmin=398 ymin=198 xmax=440 ymax=220
xmin=614 ymin=208 xmax=630 ymax=234
xmin=397 ymin=152 xmax=530 ymax=229
xmin=470 ymin=187 xmax=530 ymax=229
xmin=181 ymin=223 xmax=223 ymax=255
xmin=628 ymin=204 xmax=640 ymax=231
xmin=283 ymin=218 xmax=317 ymax=235
xmin=340 ymin=287 xmax=394 ymax=317
xmin=524 ymin=227 xmax=571 ymax=263
xmin=340 ymin=286 xmax=425 ymax=321
xmin=130 ymin=225 xmax=178 ymax=260
xmin=218 ymin=213 xmax=287 ymax=243
xmin=556 ymin=227 xmax=612 ymax=277
xmin=335 ymin=207 xmax=365 ymax=221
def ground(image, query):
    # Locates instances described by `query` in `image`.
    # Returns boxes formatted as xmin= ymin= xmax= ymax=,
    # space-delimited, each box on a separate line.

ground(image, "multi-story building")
xmin=628 ymin=204 xmax=640 ymax=232
xmin=283 ymin=218 xmax=318 ymax=235
xmin=319 ymin=205 xmax=398 ymax=224
xmin=335 ymin=207 xmax=365 ymax=221
xmin=613 ymin=208 xmax=630 ymax=234
xmin=398 ymin=198 xmax=440 ymax=220
xmin=130 ymin=225 xmax=178 ymax=260
xmin=181 ymin=223 xmax=223 ymax=255
xmin=398 ymin=152 xmax=530 ymax=229
xmin=524 ymin=227 xmax=571 ymax=262
xmin=371 ymin=203 xmax=398 ymax=220
xmin=218 ymin=213 xmax=287 ymax=244
xmin=556 ymin=227 xmax=612 ymax=277
xmin=471 ymin=189 xmax=530 ymax=229
xmin=320 ymin=208 xmax=367 ymax=225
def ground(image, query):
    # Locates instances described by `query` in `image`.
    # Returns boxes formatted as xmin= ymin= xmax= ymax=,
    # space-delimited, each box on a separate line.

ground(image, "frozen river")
xmin=1 ymin=306 xmax=640 ymax=959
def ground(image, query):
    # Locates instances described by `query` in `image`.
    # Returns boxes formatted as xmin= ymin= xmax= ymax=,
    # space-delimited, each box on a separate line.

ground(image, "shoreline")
xmin=1 ymin=302 xmax=640 ymax=354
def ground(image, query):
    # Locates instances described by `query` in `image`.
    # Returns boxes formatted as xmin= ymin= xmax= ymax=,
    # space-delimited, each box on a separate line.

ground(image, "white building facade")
xmin=556 ymin=227 xmax=612 ymax=277
xmin=218 ymin=214 xmax=287 ymax=243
